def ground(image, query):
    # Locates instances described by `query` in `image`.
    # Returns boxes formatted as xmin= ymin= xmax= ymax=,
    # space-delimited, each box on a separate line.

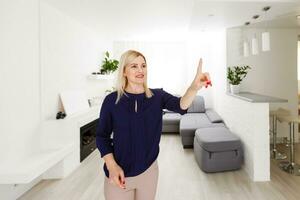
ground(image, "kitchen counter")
xmin=226 ymin=91 xmax=288 ymax=103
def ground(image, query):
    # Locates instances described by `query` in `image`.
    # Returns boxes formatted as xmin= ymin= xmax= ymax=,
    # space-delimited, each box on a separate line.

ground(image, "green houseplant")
xmin=227 ymin=65 xmax=251 ymax=94
xmin=100 ymin=51 xmax=119 ymax=74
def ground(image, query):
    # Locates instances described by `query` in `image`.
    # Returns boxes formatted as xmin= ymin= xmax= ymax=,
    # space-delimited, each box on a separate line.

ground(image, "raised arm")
xmin=161 ymin=89 xmax=188 ymax=115
xmin=180 ymin=58 xmax=212 ymax=109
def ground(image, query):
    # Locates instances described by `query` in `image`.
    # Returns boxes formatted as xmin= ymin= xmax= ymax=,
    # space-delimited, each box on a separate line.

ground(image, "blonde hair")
xmin=114 ymin=50 xmax=154 ymax=104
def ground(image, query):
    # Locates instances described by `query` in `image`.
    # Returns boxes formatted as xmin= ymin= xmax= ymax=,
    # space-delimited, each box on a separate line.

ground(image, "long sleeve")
xmin=160 ymin=88 xmax=188 ymax=115
xmin=96 ymin=96 xmax=114 ymax=158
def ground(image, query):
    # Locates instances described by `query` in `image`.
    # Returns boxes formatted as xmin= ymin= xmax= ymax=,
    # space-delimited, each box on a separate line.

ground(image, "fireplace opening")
xmin=80 ymin=119 xmax=98 ymax=162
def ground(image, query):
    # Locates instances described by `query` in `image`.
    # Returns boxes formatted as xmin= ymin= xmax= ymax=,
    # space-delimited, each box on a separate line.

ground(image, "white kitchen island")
xmin=223 ymin=91 xmax=288 ymax=181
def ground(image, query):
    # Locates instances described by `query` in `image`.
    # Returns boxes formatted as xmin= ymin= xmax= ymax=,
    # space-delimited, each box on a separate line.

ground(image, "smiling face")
xmin=123 ymin=55 xmax=147 ymax=85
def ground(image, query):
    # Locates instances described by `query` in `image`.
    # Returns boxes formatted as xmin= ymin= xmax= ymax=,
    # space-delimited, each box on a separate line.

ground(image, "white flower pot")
xmin=230 ymin=84 xmax=240 ymax=94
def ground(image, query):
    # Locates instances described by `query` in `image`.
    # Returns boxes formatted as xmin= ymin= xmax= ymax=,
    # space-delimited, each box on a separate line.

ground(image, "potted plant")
xmin=100 ymin=51 xmax=119 ymax=75
xmin=227 ymin=65 xmax=251 ymax=94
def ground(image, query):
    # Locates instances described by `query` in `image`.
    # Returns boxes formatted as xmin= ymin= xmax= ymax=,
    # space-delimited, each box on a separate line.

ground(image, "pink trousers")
xmin=104 ymin=159 xmax=159 ymax=200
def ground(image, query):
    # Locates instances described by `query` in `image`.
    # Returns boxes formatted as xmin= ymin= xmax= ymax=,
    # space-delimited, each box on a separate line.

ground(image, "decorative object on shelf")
xmin=100 ymin=51 xmax=119 ymax=75
xmin=56 ymin=111 xmax=66 ymax=119
xmin=91 ymin=72 xmax=101 ymax=75
xmin=262 ymin=6 xmax=271 ymax=52
xmin=60 ymin=90 xmax=90 ymax=116
xmin=227 ymin=65 xmax=251 ymax=94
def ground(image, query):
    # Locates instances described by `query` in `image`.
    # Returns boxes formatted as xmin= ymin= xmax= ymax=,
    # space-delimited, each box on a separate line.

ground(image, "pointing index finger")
xmin=197 ymin=58 xmax=203 ymax=74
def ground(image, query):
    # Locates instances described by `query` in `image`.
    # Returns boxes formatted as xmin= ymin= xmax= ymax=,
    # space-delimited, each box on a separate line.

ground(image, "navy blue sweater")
xmin=96 ymin=88 xmax=188 ymax=178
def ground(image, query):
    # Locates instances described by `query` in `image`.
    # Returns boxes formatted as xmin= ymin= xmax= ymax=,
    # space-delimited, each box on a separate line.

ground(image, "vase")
xmin=230 ymin=84 xmax=240 ymax=94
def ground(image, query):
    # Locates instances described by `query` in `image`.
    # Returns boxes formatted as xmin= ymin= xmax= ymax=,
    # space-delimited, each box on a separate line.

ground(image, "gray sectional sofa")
xmin=162 ymin=96 xmax=226 ymax=148
xmin=162 ymin=95 xmax=244 ymax=173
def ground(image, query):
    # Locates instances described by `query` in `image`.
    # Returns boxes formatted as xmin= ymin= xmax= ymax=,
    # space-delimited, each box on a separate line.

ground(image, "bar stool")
xmin=277 ymin=115 xmax=300 ymax=175
xmin=269 ymin=108 xmax=291 ymax=159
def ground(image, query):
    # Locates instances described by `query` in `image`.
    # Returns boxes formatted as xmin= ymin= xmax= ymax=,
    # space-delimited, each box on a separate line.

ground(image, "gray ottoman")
xmin=194 ymin=126 xmax=243 ymax=173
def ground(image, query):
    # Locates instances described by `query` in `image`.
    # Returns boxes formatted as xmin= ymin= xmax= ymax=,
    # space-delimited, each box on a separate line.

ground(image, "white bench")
xmin=0 ymin=143 xmax=75 ymax=184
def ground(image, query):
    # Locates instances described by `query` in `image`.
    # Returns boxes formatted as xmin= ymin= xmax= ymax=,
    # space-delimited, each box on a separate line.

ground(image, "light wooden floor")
xmin=19 ymin=134 xmax=300 ymax=200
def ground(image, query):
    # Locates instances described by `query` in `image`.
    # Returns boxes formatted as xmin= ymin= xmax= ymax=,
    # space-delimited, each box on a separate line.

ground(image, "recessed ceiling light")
xmin=297 ymin=15 xmax=300 ymax=19
xmin=263 ymin=6 xmax=271 ymax=12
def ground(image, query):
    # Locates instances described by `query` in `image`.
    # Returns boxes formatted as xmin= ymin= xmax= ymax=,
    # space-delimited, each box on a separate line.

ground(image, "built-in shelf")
xmin=64 ymin=105 xmax=101 ymax=127
xmin=87 ymin=74 xmax=114 ymax=80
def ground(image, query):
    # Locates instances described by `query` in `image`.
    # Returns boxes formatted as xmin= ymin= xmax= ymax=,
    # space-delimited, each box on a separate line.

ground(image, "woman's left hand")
xmin=190 ymin=58 xmax=212 ymax=91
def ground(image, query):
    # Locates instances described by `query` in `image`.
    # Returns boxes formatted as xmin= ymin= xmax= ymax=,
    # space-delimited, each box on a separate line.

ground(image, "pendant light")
xmin=243 ymin=41 xmax=250 ymax=57
xmin=251 ymin=15 xmax=259 ymax=55
xmin=252 ymin=34 xmax=259 ymax=55
xmin=243 ymin=22 xmax=250 ymax=57
xmin=262 ymin=6 xmax=271 ymax=51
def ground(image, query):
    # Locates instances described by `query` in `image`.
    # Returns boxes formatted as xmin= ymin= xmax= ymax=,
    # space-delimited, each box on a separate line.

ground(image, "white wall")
xmin=40 ymin=1 xmax=113 ymax=120
xmin=186 ymin=31 xmax=226 ymax=109
xmin=0 ymin=0 xmax=113 ymax=166
xmin=0 ymin=0 xmax=40 ymax=199
xmin=112 ymin=31 xmax=224 ymax=109
xmin=226 ymin=28 xmax=298 ymax=140
xmin=113 ymin=41 xmax=188 ymax=95
xmin=0 ymin=1 xmax=113 ymax=199
xmin=0 ymin=0 xmax=40 ymax=165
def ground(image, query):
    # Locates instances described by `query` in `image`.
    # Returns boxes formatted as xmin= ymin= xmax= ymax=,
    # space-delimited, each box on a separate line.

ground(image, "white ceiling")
xmin=190 ymin=1 xmax=300 ymax=30
xmin=43 ymin=0 xmax=300 ymax=40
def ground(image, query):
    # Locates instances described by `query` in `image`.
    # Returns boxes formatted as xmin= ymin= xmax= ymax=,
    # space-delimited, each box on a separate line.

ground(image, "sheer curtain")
xmin=113 ymin=41 xmax=188 ymax=95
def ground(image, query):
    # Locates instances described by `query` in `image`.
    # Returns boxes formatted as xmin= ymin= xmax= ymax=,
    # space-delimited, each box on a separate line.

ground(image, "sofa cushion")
xmin=163 ymin=113 xmax=182 ymax=125
xmin=195 ymin=126 xmax=241 ymax=152
xmin=187 ymin=96 xmax=205 ymax=113
xmin=180 ymin=113 xmax=224 ymax=130
xmin=205 ymin=109 xmax=223 ymax=123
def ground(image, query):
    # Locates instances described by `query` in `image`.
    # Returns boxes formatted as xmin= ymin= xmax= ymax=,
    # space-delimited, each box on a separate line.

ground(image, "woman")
xmin=96 ymin=50 xmax=212 ymax=200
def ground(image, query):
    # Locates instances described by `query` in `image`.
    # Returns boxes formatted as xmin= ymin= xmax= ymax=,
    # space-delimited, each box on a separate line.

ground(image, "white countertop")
xmin=226 ymin=91 xmax=288 ymax=103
